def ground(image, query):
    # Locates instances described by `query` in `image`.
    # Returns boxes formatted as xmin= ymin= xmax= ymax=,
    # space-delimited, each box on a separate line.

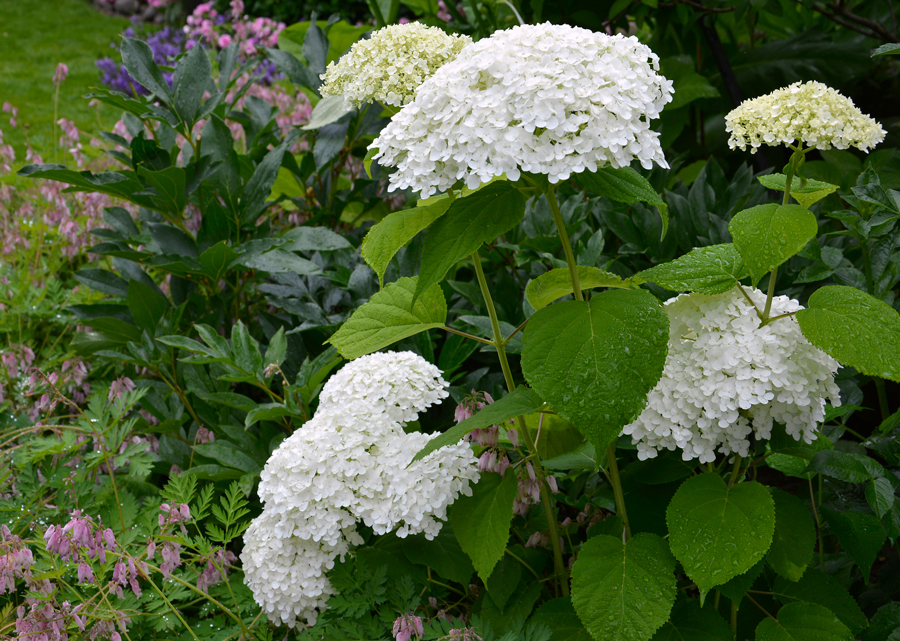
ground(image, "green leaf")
xmin=121 ymin=37 xmax=172 ymax=102
xmin=821 ymin=507 xmax=886 ymax=580
xmin=328 ymin=277 xmax=447 ymax=360
xmin=866 ymin=478 xmax=895 ymax=519
xmin=172 ymin=43 xmax=212 ymax=124
xmin=578 ymin=166 xmax=668 ymax=239
xmin=872 ymin=43 xmax=900 ymax=57
xmin=757 ymin=174 xmax=839 ymax=209
xmin=363 ymin=147 xmax=378 ymax=178
xmin=74 ymin=269 xmax=129 ymax=298
xmin=126 ymin=279 xmax=168 ymax=332
xmin=198 ymin=392 xmax=258 ymax=412
xmin=542 ymin=441 xmax=598 ymax=471
xmin=280 ymin=226 xmax=351 ymax=252
xmin=301 ymin=94 xmax=354 ymax=130
xmin=796 ymin=286 xmax=900 ymax=383
xmin=862 ymin=603 xmax=900 ymax=641
xmin=241 ymin=133 xmax=298 ymax=222
xmin=415 ymin=182 xmax=527 ymax=300
xmin=650 ymin=600 xmax=732 ymax=641
xmin=449 ymin=472 xmax=518 ymax=582
xmin=362 ymin=199 xmax=452 ymax=285
xmin=402 ymin=525 xmax=475 ymax=585
xmin=412 ymin=387 xmax=544 ymax=463
xmin=774 ymin=569 xmax=867 ymax=636
xmin=199 ymin=241 xmax=240 ymax=282
xmin=148 ymin=222 xmax=197 ymax=258
xmin=138 ymin=166 xmax=187 ymax=216
xmin=231 ymin=321 xmax=263 ymax=375
xmin=729 ymin=203 xmax=818 ymax=286
xmin=531 ymin=598 xmax=592 ymax=641
xmin=239 ymin=248 xmax=321 ymax=275
xmin=522 ymin=289 xmax=668 ymax=450
xmin=767 ymin=489 xmax=816 ymax=581
xmin=755 ymin=602 xmax=852 ymax=641
xmin=525 ymin=267 xmax=630 ymax=311
xmin=485 ymin=554 xmax=522 ymax=611
xmin=264 ymin=327 xmax=288 ymax=370
xmin=634 ymin=244 xmax=749 ymax=294
xmin=571 ymin=533 xmax=676 ymax=641
xmin=244 ymin=403 xmax=303 ymax=427
xmin=804 ymin=450 xmax=885 ymax=483
xmin=266 ymin=47 xmax=320 ymax=89
xmin=667 ymin=474 xmax=776 ymax=591
xmin=193 ymin=442 xmax=261 ymax=474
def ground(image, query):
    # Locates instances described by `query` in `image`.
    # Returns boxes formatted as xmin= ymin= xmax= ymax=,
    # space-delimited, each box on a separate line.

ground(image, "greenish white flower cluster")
xmin=319 ymin=22 xmax=471 ymax=109
xmin=371 ymin=22 xmax=674 ymax=198
xmin=725 ymin=81 xmax=885 ymax=153
xmin=622 ymin=288 xmax=841 ymax=463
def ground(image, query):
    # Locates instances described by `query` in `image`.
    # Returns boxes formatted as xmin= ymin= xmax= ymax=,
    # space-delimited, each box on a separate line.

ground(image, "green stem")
xmin=762 ymin=148 xmax=803 ymax=321
xmin=545 ymin=187 xmax=583 ymax=301
xmin=471 ymin=250 xmax=569 ymax=597
xmin=874 ymin=379 xmax=891 ymax=421
xmin=731 ymin=600 xmax=738 ymax=639
xmin=728 ymin=455 xmax=744 ymax=488
xmin=606 ymin=445 xmax=631 ymax=540
xmin=145 ymin=573 xmax=200 ymax=641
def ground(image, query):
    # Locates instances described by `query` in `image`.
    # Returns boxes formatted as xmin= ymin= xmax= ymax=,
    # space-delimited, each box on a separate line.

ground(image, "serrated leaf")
xmin=362 ymin=199 xmax=452 ymax=285
xmin=756 ymin=602 xmax=852 ymax=641
xmin=862 ymin=602 xmax=900 ymax=641
xmin=412 ymin=386 xmax=543 ymax=463
xmin=531 ymin=598 xmax=592 ymax=641
xmin=757 ymin=174 xmax=839 ymax=209
xmin=525 ymin=267 xmax=630 ymax=311
xmin=571 ymin=533 xmax=676 ymax=641
xmin=402 ymin=525 xmax=474 ymax=586
xmin=804 ymin=449 xmax=885 ymax=483
xmin=416 ymin=182 xmax=527 ymax=300
xmin=821 ymin=507 xmax=886 ymax=580
xmin=635 ymin=244 xmax=748 ymax=294
xmin=767 ymin=489 xmax=816 ymax=581
xmin=328 ymin=277 xmax=447 ymax=360
xmin=485 ymin=554 xmax=522 ymax=612
xmin=449 ymin=472 xmax=518 ymax=581
xmin=774 ymin=569 xmax=867 ymax=636
xmin=729 ymin=203 xmax=818 ymax=286
xmin=866 ymin=477 xmax=895 ymax=519
xmin=522 ymin=289 xmax=668 ymax=450
xmin=651 ymin=600 xmax=733 ymax=641
xmin=797 ymin=285 xmax=900 ymax=383
xmin=667 ymin=474 xmax=776 ymax=591
xmin=578 ymin=166 xmax=668 ymax=238
xmin=716 ymin=560 xmax=764 ymax=607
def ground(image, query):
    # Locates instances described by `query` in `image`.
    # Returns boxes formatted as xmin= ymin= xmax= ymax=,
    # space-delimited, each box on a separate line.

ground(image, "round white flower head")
xmin=242 ymin=351 xmax=479 ymax=628
xmin=319 ymin=22 xmax=471 ymax=109
xmin=725 ymin=81 xmax=885 ymax=153
xmin=371 ymin=23 xmax=674 ymax=198
xmin=621 ymin=287 xmax=841 ymax=464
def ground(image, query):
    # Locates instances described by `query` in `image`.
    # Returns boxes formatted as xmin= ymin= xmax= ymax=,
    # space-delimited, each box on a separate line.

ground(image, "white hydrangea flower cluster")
xmin=622 ymin=287 xmax=841 ymax=463
xmin=319 ymin=22 xmax=471 ymax=109
xmin=372 ymin=23 xmax=674 ymax=198
xmin=242 ymin=351 xmax=479 ymax=628
xmin=725 ymin=81 xmax=885 ymax=153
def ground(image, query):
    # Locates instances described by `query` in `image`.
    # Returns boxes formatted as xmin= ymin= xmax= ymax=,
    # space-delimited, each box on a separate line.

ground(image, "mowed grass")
xmin=0 ymin=0 xmax=128 ymax=164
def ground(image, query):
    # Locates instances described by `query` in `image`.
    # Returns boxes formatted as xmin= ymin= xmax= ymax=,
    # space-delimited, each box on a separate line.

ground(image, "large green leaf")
xmin=328 ymin=277 xmax=447 ymax=359
xmin=729 ymin=203 xmax=818 ymax=286
xmin=796 ymin=286 xmax=900 ymax=383
xmin=767 ymin=489 xmax=815 ymax=582
xmin=411 ymin=386 xmax=543 ymax=463
xmin=862 ymin=603 xmax=900 ymax=641
xmin=651 ymin=600 xmax=732 ymax=641
xmin=17 ymin=164 xmax=156 ymax=210
xmin=525 ymin=267 xmax=630 ymax=311
xmin=577 ymin=166 xmax=668 ymax=238
xmin=172 ymin=43 xmax=212 ymax=124
xmin=667 ymin=474 xmax=776 ymax=591
xmin=362 ymin=198 xmax=452 ymax=285
xmin=635 ymin=244 xmax=748 ymax=294
xmin=521 ymin=289 xmax=668 ymax=450
xmin=120 ymin=37 xmax=172 ymax=102
xmin=449 ymin=472 xmax=518 ymax=582
xmin=415 ymin=182 xmax=527 ymax=300
xmin=756 ymin=603 xmax=852 ymax=641
xmin=774 ymin=570 xmax=867 ymax=636
xmin=804 ymin=450 xmax=885 ymax=483
xmin=138 ymin=166 xmax=187 ymax=217
xmin=821 ymin=507 xmax=886 ymax=579
xmin=571 ymin=533 xmax=676 ymax=641
xmin=126 ymin=279 xmax=168 ymax=332
xmin=866 ymin=477 xmax=895 ymax=519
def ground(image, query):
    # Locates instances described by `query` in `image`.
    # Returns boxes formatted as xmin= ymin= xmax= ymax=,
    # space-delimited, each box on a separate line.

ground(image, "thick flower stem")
xmin=545 ymin=187 xmax=633 ymax=542
xmin=471 ymin=250 xmax=569 ymax=597
xmin=763 ymin=148 xmax=803 ymax=321
xmin=545 ymin=187 xmax=583 ymax=301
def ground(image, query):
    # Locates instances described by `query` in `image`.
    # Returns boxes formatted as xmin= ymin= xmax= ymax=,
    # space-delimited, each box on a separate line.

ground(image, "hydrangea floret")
xmin=242 ymin=351 xmax=478 ymax=628
xmin=371 ymin=22 xmax=674 ymax=198
xmin=725 ymin=81 xmax=885 ymax=153
xmin=622 ymin=287 xmax=841 ymax=463
xmin=319 ymin=22 xmax=471 ymax=109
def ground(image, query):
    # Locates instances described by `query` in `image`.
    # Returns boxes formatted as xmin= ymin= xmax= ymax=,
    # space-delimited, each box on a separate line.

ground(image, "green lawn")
xmin=0 ymin=0 xmax=128 ymax=164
